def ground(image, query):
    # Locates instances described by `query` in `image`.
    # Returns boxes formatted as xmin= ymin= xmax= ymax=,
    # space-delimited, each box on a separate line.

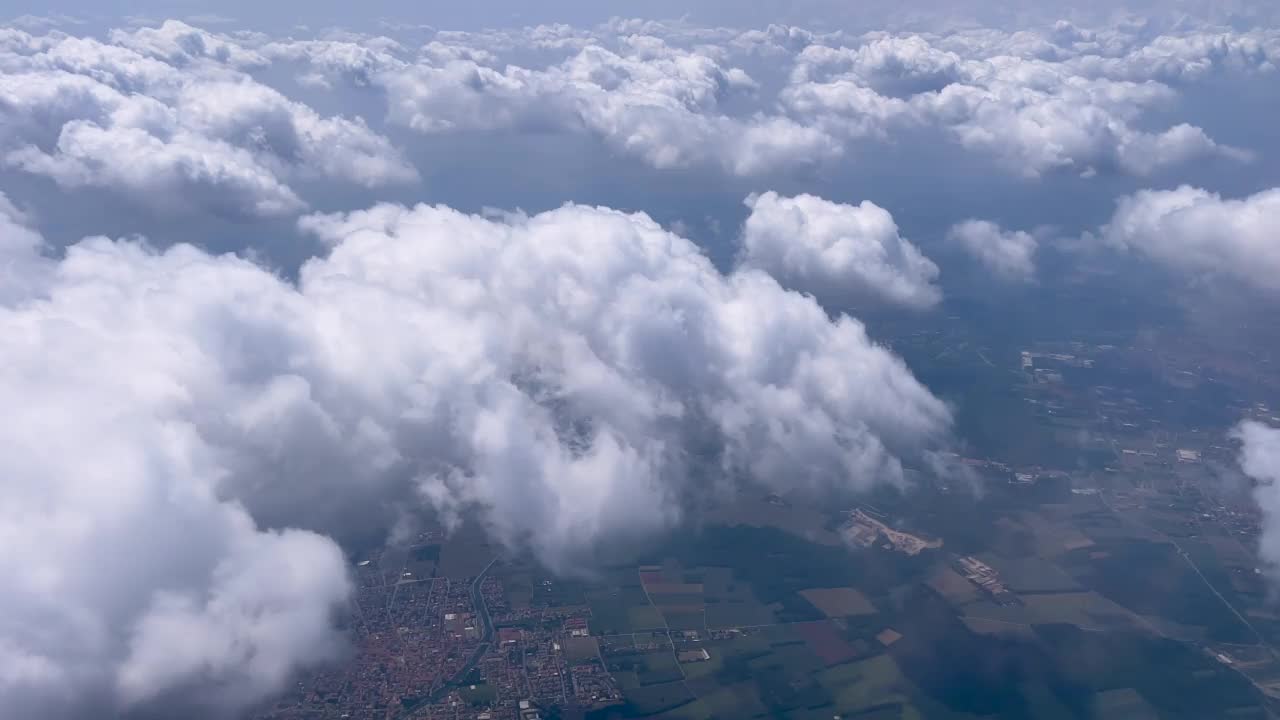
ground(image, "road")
xmin=1099 ymin=491 xmax=1274 ymax=653
xmin=636 ymin=569 xmax=689 ymax=685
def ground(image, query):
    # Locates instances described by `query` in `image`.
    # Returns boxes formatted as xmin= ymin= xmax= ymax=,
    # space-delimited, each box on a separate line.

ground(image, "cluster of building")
xmin=953 ymin=555 xmax=1017 ymax=606
xmin=842 ymin=508 xmax=942 ymax=556
xmin=255 ymin=550 xmax=486 ymax=720
xmin=413 ymin=574 xmax=623 ymax=719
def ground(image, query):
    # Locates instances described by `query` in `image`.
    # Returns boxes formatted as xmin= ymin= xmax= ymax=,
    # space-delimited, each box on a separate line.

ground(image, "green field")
xmin=818 ymin=654 xmax=913 ymax=714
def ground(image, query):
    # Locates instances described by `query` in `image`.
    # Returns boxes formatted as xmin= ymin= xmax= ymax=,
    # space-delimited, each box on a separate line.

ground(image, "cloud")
xmin=297 ymin=202 xmax=953 ymax=549
xmin=0 ymin=23 xmax=415 ymax=219
xmin=291 ymin=19 xmax=1266 ymax=179
xmin=788 ymin=36 xmax=965 ymax=96
xmin=1 ymin=196 xmax=951 ymax=717
xmin=1234 ymin=421 xmax=1280 ymax=582
xmin=5 ymin=18 xmax=1262 ymax=184
xmin=947 ymin=219 xmax=1038 ymax=282
xmin=1102 ymin=185 xmax=1280 ymax=293
xmin=0 ymin=205 xmax=351 ymax=719
xmin=783 ymin=45 xmax=1251 ymax=177
xmin=0 ymin=193 xmax=51 ymax=302
xmin=107 ymin=20 xmax=265 ymax=68
xmin=7 ymin=120 xmax=309 ymax=217
xmin=739 ymin=191 xmax=941 ymax=309
xmin=373 ymin=36 xmax=839 ymax=175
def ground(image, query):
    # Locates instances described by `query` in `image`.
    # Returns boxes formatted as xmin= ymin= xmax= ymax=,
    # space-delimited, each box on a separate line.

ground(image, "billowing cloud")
xmin=1102 ymin=185 xmax=1280 ymax=293
xmin=244 ymin=19 xmax=1273 ymax=179
xmin=1235 ymin=421 xmax=1280 ymax=582
xmin=782 ymin=41 xmax=1252 ymax=177
xmin=739 ymin=191 xmax=941 ymax=309
xmin=0 ymin=193 xmax=51 ymax=302
xmin=374 ymin=36 xmax=839 ymax=175
xmin=0 ymin=22 xmax=416 ymax=218
xmin=1 ymin=196 xmax=951 ymax=717
xmin=947 ymin=219 xmax=1038 ymax=282
xmin=2 ymin=18 xmax=1268 ymax=184
xmin=0 ymin=204 xmax=351 ymax=719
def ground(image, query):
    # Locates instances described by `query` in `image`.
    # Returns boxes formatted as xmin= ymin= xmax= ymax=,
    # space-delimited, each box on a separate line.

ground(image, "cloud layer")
xmin=0 ymin=201 xmax=352 ymax=718
xmin=0 ymin=21 xmax=416 ymax=218
xmin=356 ymin=19 xmax=1267 ymax=177
xmin=0 ymin=16 xmax=1261 ymax=200
xmin=0 ymin=194 xmax=952 ymax=717
xmin=0 ymin=17 xmax=1269 ymax=238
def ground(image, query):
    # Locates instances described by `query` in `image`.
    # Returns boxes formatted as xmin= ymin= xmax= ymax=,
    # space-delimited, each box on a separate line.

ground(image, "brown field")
xmin=565 ymin=636 xmax=601 ymax=663
xmin=1205 ymin=535 xmax=1254 ymax=563
xmin=656 ymin=604 xmax=705 ymax=614
xmin=926 ymin=565 xmax=980 ymax=604
xmin=961 ymin=617 xmax=1036 ymax=639
xmin=1140 ymin=614 xmax=1207 ymax=642
xmin=797 ymin=620 xmax=859 ymax=666
xmin=644 ymin=583 xmax=704 ymax=595
xmin=875 ymin=628 xmax=902 ymax=647
xmin=1092 ymin=688 xmax=1158 ymax=719
xmin=1017 ymin=510 xmax=1095 ymax=556
xmin=799 ymin=587 xmax=877 ymax=617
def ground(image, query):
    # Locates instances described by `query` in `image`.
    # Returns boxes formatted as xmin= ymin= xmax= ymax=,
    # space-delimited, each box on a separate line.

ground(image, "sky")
xmin=2 ymin=2 xmax=1280 ymax=718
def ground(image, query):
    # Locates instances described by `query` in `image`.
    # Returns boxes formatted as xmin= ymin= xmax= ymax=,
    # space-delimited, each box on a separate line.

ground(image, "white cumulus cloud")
xmin=60 ymin=18 xmax=1272 ymax=183
xmin=947 ymin=219 xmax=1038 ymax=282
xmin=0 ymin=23 xmax=416 ymax=219
xmin=0 ymin=204 xmax=351 ymax=719
xmin=1235 ymin=421 xmax=1280 ymax=583
xmin=1103 ymin=185 xmax=1280 ymax=293
xmin=374 ymin=36 xmax=839 ymax=175
xmin=739 ymin=191 xmax=941 ymax=309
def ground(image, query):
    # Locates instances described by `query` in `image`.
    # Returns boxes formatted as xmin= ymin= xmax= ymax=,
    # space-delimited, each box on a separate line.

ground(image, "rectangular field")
xmin=800 ymin=587 xmax=877 ymax=617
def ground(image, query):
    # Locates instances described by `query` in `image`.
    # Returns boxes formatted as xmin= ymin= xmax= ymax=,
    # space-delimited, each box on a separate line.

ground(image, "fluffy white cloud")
xmin=299 ymin=202 xmax=953 ymax=540
xmin=782 ymin=43 xmax=1251 ymax=177
xmin=375 ymin=36 xmax=838 ymax=175
xmin=0 ymin=196 xmax=951 ymax=717
xmin=1235 ymin=421 xmax=1280 ymax=582
xmin=107 ymin=20 xmax=267 ymax=68
xmin=947 ymin=219 xmax=1038 ymax=282
xmin=0 ymin=23 xmax=415 ymax=218
xmin=13 ymin=18 xmax=1259 ymax=182
xmin=788 ymin=36 xmax=965 ymax=96
xmin=7 ymin=118 xmax=308 ymax=217
xmin=739 ymin=192 xmax=941 ymax=309
xmin=0 ymin=193 xmax=51 ymax=303
xmin=0 ymin=206 xmax=351 ymax=719
xmin=1059 ymin=28 xmax=1280 ymax=82
xmin=1102 ymin=185 xmax=1280 ymax=293
xmin=346 ymin=20 xmax=1268 ymax=178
